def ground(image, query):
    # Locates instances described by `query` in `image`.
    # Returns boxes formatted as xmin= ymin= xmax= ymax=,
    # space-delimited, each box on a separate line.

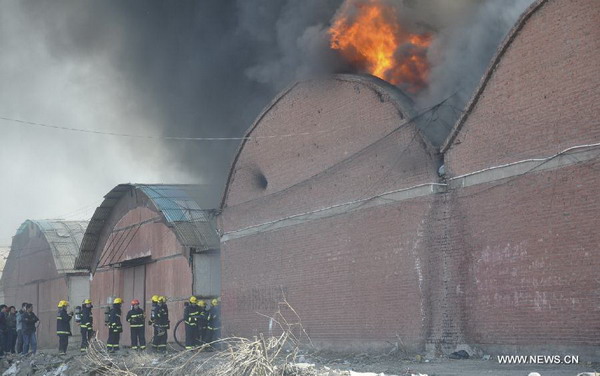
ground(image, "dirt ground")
xmin=0 ymin=347 xmax=597 ymax=376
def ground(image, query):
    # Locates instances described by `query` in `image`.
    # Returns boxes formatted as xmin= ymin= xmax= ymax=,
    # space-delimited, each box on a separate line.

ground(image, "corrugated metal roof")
xmin=18 ymin=220 xmax=88 ymax=274
xmin=75 ymin=184 xmax=219 ymax=271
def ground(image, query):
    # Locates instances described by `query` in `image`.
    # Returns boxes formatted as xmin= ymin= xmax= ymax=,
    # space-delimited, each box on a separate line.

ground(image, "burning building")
xmin=219 ymin=74 xmax=440 ymax=351
xmin=74 ymin=184 xmax=220 ymax=346
xmin=219 ymin=0 xmax=599 ymax=358
xmin=1 ymin=220 xmax=89 ymax=348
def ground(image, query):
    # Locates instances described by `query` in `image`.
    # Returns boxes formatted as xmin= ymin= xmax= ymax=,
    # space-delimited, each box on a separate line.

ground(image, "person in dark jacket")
xmin=56 ymin=300 xmax=73 ymax=354
xmin=183 ymin=296 xmax=200 ymax=350
xmin=21 ymin=304 xmax=38 ymax=355
xmin=149 ymin=295 xmax=159 ymax=351
xmin=0 ymin=305 xmax=7 ymax=356
xmin=152 ymin=296 xmax=169 ymax=353
xmin=196 ymin=300 xmax=208 ymax=345
xmin=79 ymin=299 xmax=93 ymax=352
xmin=6 ymin=307 xmax=17 ymax=354
xmin=15 ymin=302 xmax=27 ymax=354
xmin=126 ymin=299 xmax=146 ymax=350
xmin=107 ymin=298 xmax=123 ymax=353
xmin=206 ymin=298 xmax=221 ymax=348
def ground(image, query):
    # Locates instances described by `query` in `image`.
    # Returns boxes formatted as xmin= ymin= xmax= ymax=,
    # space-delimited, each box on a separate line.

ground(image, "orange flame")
xmin=329 ymin=0 xmax=432 ymax=93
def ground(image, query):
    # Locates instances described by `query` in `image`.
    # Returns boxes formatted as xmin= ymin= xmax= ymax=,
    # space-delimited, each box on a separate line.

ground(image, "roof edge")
xmin=14 ymin=219 xmax=88 ymax=274
xmin=75 ymin=183 xmax=218 ymax=272
xmin=440 ymin=0 xmax=549 ymax=153
xmin=219 ymin=73 xmax=437 ymax=210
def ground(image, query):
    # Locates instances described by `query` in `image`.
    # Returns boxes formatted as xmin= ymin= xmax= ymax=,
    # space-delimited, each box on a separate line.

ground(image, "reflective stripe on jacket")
xmin=56 ymin=308 xmax=72 ymax=335
xmin=127 ymin=308 xmax=145 ymax=328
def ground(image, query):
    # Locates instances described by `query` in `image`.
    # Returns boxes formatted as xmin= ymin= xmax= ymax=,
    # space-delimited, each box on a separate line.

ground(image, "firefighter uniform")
xmin=183 ymin=297 xmax=200 ymax=349
xmin=197 ymin=300 xmax=208 ymax=345
xmin=149 ymin=295 xmax=159 ymax=351
xmin=56 ymin=301 xmax=73 ymax=354
xmin=152 ymin=296 xmax=169 ymax=352
xmin=206 ymin=299 xmax=221 ymax=346
xmin=126 ymin=300 xmax=146 ymax=350
xmin=107 ymin=299 xmax=123 ymax=352
xmin=80 ymin=300 xmax=93 ymax=352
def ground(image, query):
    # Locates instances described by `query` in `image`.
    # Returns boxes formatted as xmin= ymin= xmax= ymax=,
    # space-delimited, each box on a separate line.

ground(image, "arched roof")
xmin=220 ymin=73 xmax=431 ymax=209
xmin=440 ymin=0 xmax=547 ymax=152
xmin=74 ymin=184 xmax=220 ymax=271
xmin=13 ymin=219 xmax=88 ymax=274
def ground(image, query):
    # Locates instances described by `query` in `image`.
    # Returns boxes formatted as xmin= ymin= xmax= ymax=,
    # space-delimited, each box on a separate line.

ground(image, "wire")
xmin=0 ymin=115 xmax=370 ymax=142
xmin=223 ymin=141 xmax=600 ymax=239
xmin=226 ymin=94 xmax=458 ymax=209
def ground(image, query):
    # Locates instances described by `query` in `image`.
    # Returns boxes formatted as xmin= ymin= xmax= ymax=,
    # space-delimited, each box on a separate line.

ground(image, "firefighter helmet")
xmin=113 ymin=297 xmax=123 ymax=304
xmin=131 ymin=299 xmax=140 ymax=305
xmin=211 ymin=298 xmax=219 ymax=306
xmin=57 ymin=300 xmax=69 ymax=308
xmin=189 ymin=296 xmax=197 ymax=304
xmin=151 ymin=295 xmax=159 ymax=303
xmin=158 ymin=296 xmax=166 ymax=303
xmin=83 ymin=299 xmax=92 ymax=305
xmin=197 ymin=300 xmax=206 ymax=307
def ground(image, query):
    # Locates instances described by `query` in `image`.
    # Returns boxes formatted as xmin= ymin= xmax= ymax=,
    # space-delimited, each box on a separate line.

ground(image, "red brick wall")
xmin=443 ymin=0 xmax=600 ymax=354
xmin=221 ymin=75 xmax=437 ymax=232
xmin=220 ymin=75 xmax=440 ymax=351
xmin=222 ymin=199 xmax=437 ymax=350
xmin=444 ymin=0 xmax=600 ymax=176
xmin=450 ymin=163 xmax=600 ymax=348
xmin=220 ymin=0 xmax=600 ymax=355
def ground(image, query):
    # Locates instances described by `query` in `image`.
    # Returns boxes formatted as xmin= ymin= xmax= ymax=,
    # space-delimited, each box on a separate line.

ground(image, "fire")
xmin=329 ymin=0 xmax=432 ymax=93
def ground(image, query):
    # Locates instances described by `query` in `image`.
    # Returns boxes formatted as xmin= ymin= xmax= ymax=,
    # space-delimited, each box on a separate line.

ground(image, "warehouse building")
xmin=219 ymin=0 xmax=599 ymax=358
xmin=1 ymin=220 xmax=89 ymax=348
xmin=74 ymin=184 xmax=220 ymax=345
xmin=219 ymin=74 xmax=441 ymax=351
xmin=438 ymin=0 xmax=600 ymax=357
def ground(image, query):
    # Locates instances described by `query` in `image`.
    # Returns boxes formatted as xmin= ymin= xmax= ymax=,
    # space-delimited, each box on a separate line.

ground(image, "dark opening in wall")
xmin=255 ymin=171 xmax=268 ymax=190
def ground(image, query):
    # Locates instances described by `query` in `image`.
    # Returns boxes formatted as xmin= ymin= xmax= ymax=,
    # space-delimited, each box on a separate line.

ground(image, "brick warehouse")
xmin=1 ymin=220 xmax=90 ymax=348
xmin=218 ymin=0 xmax=599 ymax=359
xmin=74 ymin=184 xmax=220 ymax=346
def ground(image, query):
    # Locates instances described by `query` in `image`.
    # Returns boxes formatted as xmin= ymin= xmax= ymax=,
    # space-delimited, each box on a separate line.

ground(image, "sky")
xmin=0 ymin=0 xmax=532 ymax=244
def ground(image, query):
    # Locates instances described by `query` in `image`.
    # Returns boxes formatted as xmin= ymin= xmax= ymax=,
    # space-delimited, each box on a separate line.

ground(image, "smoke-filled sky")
xmin=0 ymin=0 xmax=532 ymax=244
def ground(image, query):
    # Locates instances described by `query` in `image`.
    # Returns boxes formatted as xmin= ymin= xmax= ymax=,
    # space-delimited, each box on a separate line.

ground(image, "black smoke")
xmin=0 ymin=0 xmax=532 ymax=242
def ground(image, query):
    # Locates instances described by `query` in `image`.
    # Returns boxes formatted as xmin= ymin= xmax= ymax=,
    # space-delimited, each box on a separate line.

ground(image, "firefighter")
xmin=152 ymin=296 xmax=169 ymax=353
xmin=79 ymin=299 xmax=93 ymax=352
xmin=183 ymin=296 xmax=200 ymax=350
xmin=149 ymin=295 xmax=160 ymax=351
xmin=206 ymin=298 xmax=221 ymax=348
xmin=126 ymin=299 xmax=146 ymax=350
xmin=196 ymin=299 xmax=208 ymax=345
xmin=56 ymin=300 xmax=73 ymax=355
xmin=107 ymin=298 xmax=123 ymax=353
xmin=149 ymin=295 xmax=159 ymax=325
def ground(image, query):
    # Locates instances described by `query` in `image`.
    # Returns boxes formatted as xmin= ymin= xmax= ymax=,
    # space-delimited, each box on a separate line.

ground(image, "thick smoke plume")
xmin=326 ymin=0 xmax=535 ymax=145
xmin=0 ymin=0 xmax=532 ymax=243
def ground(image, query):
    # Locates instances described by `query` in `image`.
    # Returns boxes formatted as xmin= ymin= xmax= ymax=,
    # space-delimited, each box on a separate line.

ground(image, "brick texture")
xmin=220 ymin=0 xmax=600 ymax=355
xmin=443 ymin=0 xmax=600 ymax=353
xmin=220 ymin=75 xmax=439 ymax=351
